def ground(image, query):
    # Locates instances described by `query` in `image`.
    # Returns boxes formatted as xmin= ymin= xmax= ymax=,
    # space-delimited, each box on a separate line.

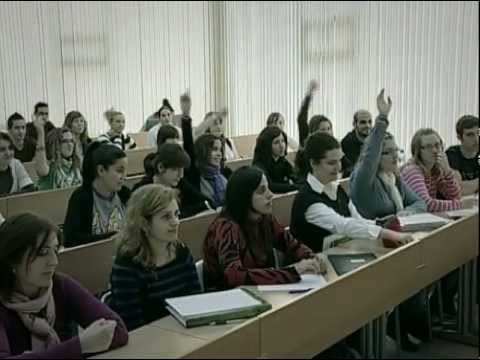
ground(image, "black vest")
xmin=290 ymin=181 xmax=351 ymax=252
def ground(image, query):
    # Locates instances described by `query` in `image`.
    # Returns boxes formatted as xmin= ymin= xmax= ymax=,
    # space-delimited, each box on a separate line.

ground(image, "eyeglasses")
xmin=420 ymin=143 xmax=442 ymax=151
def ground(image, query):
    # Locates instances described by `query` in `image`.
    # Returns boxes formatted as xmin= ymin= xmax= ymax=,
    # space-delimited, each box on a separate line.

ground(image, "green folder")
xmin=165 ymin=288 xmax=272 ymax=328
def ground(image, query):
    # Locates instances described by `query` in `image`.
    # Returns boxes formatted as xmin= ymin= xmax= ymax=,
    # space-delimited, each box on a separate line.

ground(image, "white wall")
xmin=0 ymin=1 xmax=478 ymax=153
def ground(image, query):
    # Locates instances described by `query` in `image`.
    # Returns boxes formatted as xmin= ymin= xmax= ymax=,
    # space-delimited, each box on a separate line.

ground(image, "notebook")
xmin=328 ymin=253 xmax=377 ymax=276
xmin=165 ymin=288 xmax=271 ymax=328
xmin=397 ymin=213 xmax=449 ymax=232
xmin=444 ymin=208 xmax=478 ymax=219
xmin=257 ymin=274 xmax=327 ymax=292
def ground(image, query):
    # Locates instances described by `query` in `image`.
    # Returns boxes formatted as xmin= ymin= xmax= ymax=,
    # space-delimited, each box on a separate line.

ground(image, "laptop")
xmin=328 ymin=253 xmax=377 ymax=276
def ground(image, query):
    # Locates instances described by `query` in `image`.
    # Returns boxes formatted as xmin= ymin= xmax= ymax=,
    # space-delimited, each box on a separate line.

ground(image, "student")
xmin=349 ymin=90 xmax=428 ymax=351
xmin=400 ymin=129 xmax=477 ymax=212
xmin=194 ymin=134 xmax=229 ymax=208
xmin=110 ymin=184 xmax=201 ymax=331
xmin=446 ymin=115 xmax=479 ymax=195
xmin=297 ymin=80 xmax=333 ymax=149
xmin=0 ymin=133 xmax=35 ymax=197
xmin=253 ymin=126 xmax=298 ymax=194
xmin=26 ymin=102 xmax=56 ymax=141
xmin=290 ymin=132 xmax=413 ymax=253
xmin=203 ymin=166 xmax=326 ymax=291
xmin=63 ymin=111 xmax=92 ymax=163
xmin=195 ymin=110 xmax=239 ymax=161
xmin=0 ymin=213 xmax=128 ymax=358
xmin=63 ymin=142 xmax=130 ymax=248
xmin=97 ymin=109 xmax=136 ymax=151
xmin=266 ymin=112 xmax=299 ymax=150
xmin=350 ymin=90 xmax=427 ymax=219
xmin=7 ymin=113 xmax=36 ymax=163
xmin=34 ymin=124 xmax=82 ymax=191
xmin=147 ymin=99 xmax=183 ymax=147
xmin=132 ymin=143 xmax=212 ymax=218
xmin=341 ymin=109 xmax=373 ymax=176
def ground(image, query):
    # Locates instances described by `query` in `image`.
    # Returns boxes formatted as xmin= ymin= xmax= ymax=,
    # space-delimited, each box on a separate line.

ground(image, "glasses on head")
xmin=420 ymin=142 xmax=442 ymax=151
xmin=381 ymin=148 xmax=403 ymax=157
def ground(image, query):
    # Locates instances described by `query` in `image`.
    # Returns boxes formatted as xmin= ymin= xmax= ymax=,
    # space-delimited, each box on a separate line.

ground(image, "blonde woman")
xmin=97 ymin=109 xmax=136 ymax=150
xmin=34 ymin=121 xmax=82 ymax=191
xmin=110 ymin=184 xmax=201 ymax=331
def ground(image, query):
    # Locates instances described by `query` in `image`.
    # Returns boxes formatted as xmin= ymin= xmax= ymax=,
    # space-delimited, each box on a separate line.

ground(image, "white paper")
xmin=257 ymin=274 xmax=327 ymax=292
xmin=165 ymin=288 xmax=261 ymax=317
xmin=445 ymin=208 xmax=479 ymax=218
xmin=398 ymin=213 xmax=449 ymax=229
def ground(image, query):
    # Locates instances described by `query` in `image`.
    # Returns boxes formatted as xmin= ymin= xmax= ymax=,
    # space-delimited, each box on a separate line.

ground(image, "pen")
xmin=289 ymin=288 xmax=313 ymax=294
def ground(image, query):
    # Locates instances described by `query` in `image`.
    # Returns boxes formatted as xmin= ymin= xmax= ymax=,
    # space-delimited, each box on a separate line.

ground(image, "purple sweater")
xmin=0 ymin=273 xmax=128 ymax=359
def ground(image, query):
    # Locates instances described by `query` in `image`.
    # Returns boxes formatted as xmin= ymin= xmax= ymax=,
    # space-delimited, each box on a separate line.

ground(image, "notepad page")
xmin=398 ymin=213 xmax=449 ymax=226
xmin=445 ymin=208 xmax=478 ymax=218
xmin=257 ymin=274 xmax=327 ymax=292
xmin=165 ymin=289 xmax=261 ymax=317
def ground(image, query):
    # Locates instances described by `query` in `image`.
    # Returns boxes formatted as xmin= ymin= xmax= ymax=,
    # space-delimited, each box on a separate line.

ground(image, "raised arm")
xmin=33 ymin=117 xmax=50 ymax=177
xmin=297 ymin=80 xmax=318 ymax=147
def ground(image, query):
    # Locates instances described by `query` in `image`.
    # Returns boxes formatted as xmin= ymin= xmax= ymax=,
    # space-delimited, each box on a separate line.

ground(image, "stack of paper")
xmin=398 ymin=213 xmax=449 ymax=232
xmin=257 ymin=274 xmax=327 ymax=292
xmin=444 ymin=208 xmax=479 ymax=219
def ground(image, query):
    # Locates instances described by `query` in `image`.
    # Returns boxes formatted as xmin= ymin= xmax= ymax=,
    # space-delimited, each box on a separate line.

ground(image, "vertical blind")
xmin=0 ymin=1 xmax=478 ymax=153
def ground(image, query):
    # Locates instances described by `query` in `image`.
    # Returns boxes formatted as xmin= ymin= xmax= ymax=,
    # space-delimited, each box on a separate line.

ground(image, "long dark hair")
xmin=296 ymin=133 xmax=341 ymax=176
xmin=195 ymin=134 xmax=222 ymax=173
xmin=64 ymin=111 xmax=90 ymax=146
xmin=82 ymin=142 xmax=126 ymax=188
xmin=222 ymin=166 xmax=264 ymax=229
xmin=253 ymin=126 xmax=288 ymax=171
xmin=0 ymin=213 xmax=62 ymax=299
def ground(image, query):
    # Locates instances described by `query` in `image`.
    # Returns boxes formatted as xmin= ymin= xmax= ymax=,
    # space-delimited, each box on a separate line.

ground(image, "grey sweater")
xmin=350 ymin=118 xmax=426 ymax=220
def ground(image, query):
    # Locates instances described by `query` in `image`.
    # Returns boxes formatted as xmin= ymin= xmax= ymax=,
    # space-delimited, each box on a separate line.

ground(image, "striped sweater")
xmin=110 ymin=243 xmax=201 ymax=331
xmin=203 ymin=214 xmax=315 ymax=291
xmin=400 ymin=160 xmax=461 ymax=212
xmin=97 ymin=132 xmax=136 ymax=151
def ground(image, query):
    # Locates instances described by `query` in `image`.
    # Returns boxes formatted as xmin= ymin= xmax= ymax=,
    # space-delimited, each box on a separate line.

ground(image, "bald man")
xmin=340 ymin=110 xmax=372 ymax=176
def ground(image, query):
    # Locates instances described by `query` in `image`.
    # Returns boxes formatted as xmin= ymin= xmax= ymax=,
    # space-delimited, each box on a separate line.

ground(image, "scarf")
xmin=203 ymin=165 xmax=227 ymax=208
xmin=379 ymin=171 xmax=404 ymax=212
xmin=1 ymin=282 xmax=60 ymax=351
xmin=52 ymin=158 xmax=82 ymax=189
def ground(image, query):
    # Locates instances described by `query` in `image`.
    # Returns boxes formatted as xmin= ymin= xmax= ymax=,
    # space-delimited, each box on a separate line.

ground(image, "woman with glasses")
xmin=34 ymin=119 xmax=82 ymax=191
xmin=400 ymin=128 xmax=476 ymax=212
xmin=349 ymin=90 xmax=426 ymax=220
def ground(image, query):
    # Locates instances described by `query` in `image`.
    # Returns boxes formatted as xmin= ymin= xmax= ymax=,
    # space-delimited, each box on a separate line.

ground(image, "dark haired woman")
xmin=253 ymin=126 xmax=298 ymax=194
xmin=63 ymin=111 xmax=92 ymax=163
xmin=63 ymin=142 xmax=130 ymax=248
xmin=0 ymin=213 xmax=128 ymax=358
xmin=203 ymin=166 xmax=326 ymax=291
xmin=147 ymin=99 xmax=183 ymax=147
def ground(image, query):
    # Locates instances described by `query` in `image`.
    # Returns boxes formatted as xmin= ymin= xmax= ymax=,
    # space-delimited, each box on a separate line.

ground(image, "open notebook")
xmin=165 ymin=288 xmax=271 ymax=328
xmin=397 ymin=213 xmax=450 ymax=232
xmin=257 ymin=274 xmax=327 ymax=292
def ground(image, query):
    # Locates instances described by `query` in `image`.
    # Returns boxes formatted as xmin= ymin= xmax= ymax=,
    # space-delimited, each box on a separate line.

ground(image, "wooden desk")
xmin=125 ymin=147 xmax=155 ymax=176
xmin=58 ymin=237 xmax=116 ymax=295
xmin=232 ymin=135 xmax=257 ymax=159
xmin=179 ymin=211 xmax=218 ymax=261
xmin=272 ymin=191 xmax=296 ymax=228
xmin=91 ymin=325 xmax=207 ymax=359
xmin=6 ymin=187 xmax=76 ymax=226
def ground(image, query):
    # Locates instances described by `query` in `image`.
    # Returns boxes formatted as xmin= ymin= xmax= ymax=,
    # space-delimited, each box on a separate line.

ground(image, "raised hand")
xmin=180 ymin=89 xmax=192 ymax=116
xmin=308 ymin=80 xmax=319 ymax=95
xmin=376 ymin=88 xmax=392 ymax=117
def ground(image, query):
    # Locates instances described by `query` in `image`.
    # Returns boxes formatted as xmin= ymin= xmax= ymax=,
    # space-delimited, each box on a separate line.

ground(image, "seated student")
xmin=446 ymin=115 xmax=479 ymax=195
xmin=400 ymin=128 xmax=477 ymax=212
xmin=132 ymin=143 xmax=212 ymax=218
xmin=110 ymin=184 xmax=201 ymax=331
xmin=63 ymin=142 xmax=130 ymax=248
xmin=147 ymin=98 xmax=183 ymax=147
xmin=203 ymin=166 xmax=326 ymax=291
xmin=97 ymin=109 xmax=136 ymax=151
xmin=0 ymin=132 xmax=35 ymax=197
xmin=0 ymin=213 xmax=128 ymax=358
xmin=253 ymin=126 xmax=298 ymax=194
xmin=26 ymin=102 xmax=56 ymax=141
xmin=7 ymin=113 xmax=36 ymax=163
xmin=290 ymin=132 xmax=413 ymax=254
xmin=34 ymin=124 xmax=82 ymax=191
xmin=341 ymin=109 xmax=373 ymax=177
xmin=266 ymin=112 xmax=299 ymax=150
xmin=195 ymin=110 xmax=239 ymax=161
xmin=349 ymin=90 xmax=428 ymax=351
xmin=63 ymin=111 xmax=92 ymax=163
xmin=350 ymin=90 xmax=427 ymax=219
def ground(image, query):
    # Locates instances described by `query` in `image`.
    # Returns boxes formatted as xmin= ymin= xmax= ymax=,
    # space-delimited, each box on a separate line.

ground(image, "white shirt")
xmin=6 ymin=159 xmax=34 ymax=194
xmin=147 ymin=123 xmax=184 ymax=148
xmin=305 ymin=173 xmax=381 ymax=241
